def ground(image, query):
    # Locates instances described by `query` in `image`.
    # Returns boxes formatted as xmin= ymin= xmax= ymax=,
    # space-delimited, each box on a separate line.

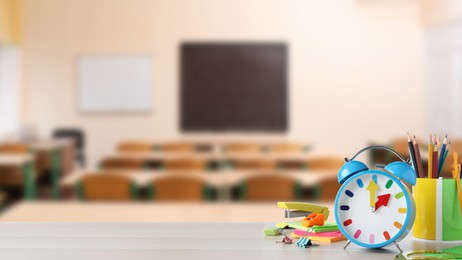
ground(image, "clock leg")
xmin=343 ymin=240 xmax=351 ymax=250
xmin=393 ymin=241 xmax=403 ymax=254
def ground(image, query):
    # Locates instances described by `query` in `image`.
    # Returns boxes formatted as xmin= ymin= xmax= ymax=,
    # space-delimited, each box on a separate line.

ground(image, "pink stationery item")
xmin=292 ymin=229 xmax=343 ymax=238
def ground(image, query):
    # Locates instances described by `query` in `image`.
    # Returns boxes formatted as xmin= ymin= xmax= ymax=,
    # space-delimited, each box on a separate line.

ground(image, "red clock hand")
xmin=374 ymin=194 xmax=391 ymax=211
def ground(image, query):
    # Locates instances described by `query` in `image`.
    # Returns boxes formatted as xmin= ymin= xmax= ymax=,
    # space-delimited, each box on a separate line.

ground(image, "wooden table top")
xmin=60 ymin=170 xmax=336 ymax=187
xmin=27 ymin=139 xmax=73 ymax=151
xmin=108 ymin=151 xmax=313 ymax=161
xmin=0 ymin=154 xmax=34 ymax=166
xmin=0 ymin=221 xmax=452 ymax=260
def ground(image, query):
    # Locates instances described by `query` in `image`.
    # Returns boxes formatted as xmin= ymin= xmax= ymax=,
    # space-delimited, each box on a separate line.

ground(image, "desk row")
xmin=60 ymin=170 xmax=340 ymax=201
xmin=98 ymin=154 xmax=345 ymax=171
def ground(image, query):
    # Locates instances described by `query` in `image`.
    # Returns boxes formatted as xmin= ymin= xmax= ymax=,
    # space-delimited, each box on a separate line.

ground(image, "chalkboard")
xmin=77 ymin=54 xmax=153 ymax=113
xmin=181 ymin=43 xmax=288 ymax=132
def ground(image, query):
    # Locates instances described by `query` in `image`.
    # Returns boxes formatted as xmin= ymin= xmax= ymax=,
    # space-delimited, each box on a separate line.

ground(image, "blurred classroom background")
xmin=0 ymin=0 xmax=461 ymax=222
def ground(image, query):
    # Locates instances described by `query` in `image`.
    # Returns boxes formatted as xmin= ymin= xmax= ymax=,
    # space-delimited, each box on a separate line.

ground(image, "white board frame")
xmin=77 ymin=54 xmax=153 ymax=113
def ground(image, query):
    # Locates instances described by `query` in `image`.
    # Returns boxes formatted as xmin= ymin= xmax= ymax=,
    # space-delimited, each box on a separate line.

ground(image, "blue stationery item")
xmin=296 ymin=237 xmax=313 ymax=248
xmin=438 ymin=135 xmax=448 ymax=176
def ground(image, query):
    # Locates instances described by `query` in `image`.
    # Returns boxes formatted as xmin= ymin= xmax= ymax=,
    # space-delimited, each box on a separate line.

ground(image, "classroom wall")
xmin=421 ymin=0 xmax=462 ymax=26
xmin=22 ymin=0 xmax=425 ymax=166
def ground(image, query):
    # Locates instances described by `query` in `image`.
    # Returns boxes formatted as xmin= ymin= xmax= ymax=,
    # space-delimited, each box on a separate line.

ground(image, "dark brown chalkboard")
xmin=180 ymin=43 xmax=288 ymax=132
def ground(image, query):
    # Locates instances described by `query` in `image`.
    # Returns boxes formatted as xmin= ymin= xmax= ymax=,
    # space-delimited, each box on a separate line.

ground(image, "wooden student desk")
xmin=60 ymin=169 xmax=333 ymax=188
xmin=107 ymin=151 xmax=313 ymax=166
xmin=0 ymin=154 xmax=36 ymax=199
xmin=28 ymin=139 xmax=75 ymax=199
xmin=0 ymin=221 xmax=451 ymax=259
xmin=0 ymin=139 xmax=75 ymax=200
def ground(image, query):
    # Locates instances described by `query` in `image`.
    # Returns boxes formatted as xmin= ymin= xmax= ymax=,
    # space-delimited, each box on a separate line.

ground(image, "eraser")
xmin=263 ymin=227 xmax=281 ymax=236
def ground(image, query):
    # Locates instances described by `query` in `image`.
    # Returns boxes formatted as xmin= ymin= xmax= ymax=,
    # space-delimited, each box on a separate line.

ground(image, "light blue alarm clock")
xmin=334 ymin=146 xmax=416 ymax=253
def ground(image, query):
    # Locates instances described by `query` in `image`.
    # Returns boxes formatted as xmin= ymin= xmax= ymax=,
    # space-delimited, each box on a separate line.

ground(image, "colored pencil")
xmin=435 ymin=139 xmax=440 ymax=155
xmin=438 ymin=134 xmax=448 ymax=176
xmin=407 ymin=133 xmax=418 ymax=177
xmin=433 ymin=146 xmax=438 ymax=179
xmin=440 ymin=141 xmax=450 ymax=178
xmin=428 ymin=134 xmax=433 ymax=178
xmin=413 ymin=135 xmax=424 ymax=178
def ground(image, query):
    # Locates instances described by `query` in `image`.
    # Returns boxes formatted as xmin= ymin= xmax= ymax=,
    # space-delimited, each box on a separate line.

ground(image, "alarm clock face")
xmin=335 ymin=170 xmax=414 ymax=248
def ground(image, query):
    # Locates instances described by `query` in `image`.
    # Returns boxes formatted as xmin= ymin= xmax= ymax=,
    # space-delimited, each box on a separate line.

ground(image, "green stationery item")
xmin=263 ymin=227 xmax=281 ymax=236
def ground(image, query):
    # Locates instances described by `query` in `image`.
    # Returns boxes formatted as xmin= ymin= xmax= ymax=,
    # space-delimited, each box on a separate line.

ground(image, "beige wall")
xmin=22 ymin=0 xmax=425 ymax=166
xmin=421 ymin=0 xmax=462 ymax=26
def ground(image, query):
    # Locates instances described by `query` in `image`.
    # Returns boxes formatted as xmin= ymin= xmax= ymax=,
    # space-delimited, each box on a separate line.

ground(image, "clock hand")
xmin=366 ymin=179 xmax=378 ymax=210
xmin=374 ymin=194 xmax=391 ymax=211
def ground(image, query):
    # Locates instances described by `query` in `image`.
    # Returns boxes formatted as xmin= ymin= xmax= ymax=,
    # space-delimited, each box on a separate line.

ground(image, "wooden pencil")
xmin=428 ymin=134 xmax=433 ymax=178
xmin=440 ymin=141 xmax=450 ymax=178
xmin=407 ymin=133 xmax=418 ymax=176
xmin=433 ymin=146 xmax=438 ymax=179
xmin=413 ymin=135 xmax=424 ymax=178
xmin=438 ymin=134 xmax=448 ymax=176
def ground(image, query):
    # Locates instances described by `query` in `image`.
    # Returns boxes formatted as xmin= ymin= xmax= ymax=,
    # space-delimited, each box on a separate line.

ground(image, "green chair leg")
xmin=22 ymin=162 xmax=36 ymax=200
xmin=51 ymin=149 xmax=61 ymax=199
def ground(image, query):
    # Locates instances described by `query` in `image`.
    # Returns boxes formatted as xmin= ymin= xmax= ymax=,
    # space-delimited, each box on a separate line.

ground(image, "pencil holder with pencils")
xmin=413 ymin=178 xmax=462 ymax=242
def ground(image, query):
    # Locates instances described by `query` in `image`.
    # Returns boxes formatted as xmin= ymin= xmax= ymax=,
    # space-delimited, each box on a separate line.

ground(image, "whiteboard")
xmin=77 ymin=54 xmax=153 ymax=112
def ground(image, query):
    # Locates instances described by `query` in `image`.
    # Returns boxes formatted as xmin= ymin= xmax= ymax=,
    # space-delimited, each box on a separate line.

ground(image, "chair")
xmin=304 ymin=156 xmax=344 ymax=200
xmin=163 ymin=158 xmax=208 ymax=171
xmin=369 ymin=138 xmax=409 ymax=165
xmin=314 ymin=175 xmax=342 ymax=201
xmin=238 ymin=174 xmax=301 ymax=201
xmin=149 ymin=175 xmax=212 ymax=201
xmin=223 ymin=142 xmax=262 ymax=153
xmin=76 ymin=173 xmax=137 ymax=201
xmin=52 ymin=128 xmax=86 ymax=167
xmin=0 ymin=142 xmax=29 ymax=154
xmin=265 ymin=142 xmax=308 ymax=153
xmin=118 ymin=141 xmax=153 ymax=153
xmin=232 ymin=159 xmax=277 ymax=170
xmin=305 ymin=156 xmax=345 ymax=171
xmin=100 ymin=157 xmax=146 ymax=170
xmin=389 ymin=138 xmax=410 ymax=158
